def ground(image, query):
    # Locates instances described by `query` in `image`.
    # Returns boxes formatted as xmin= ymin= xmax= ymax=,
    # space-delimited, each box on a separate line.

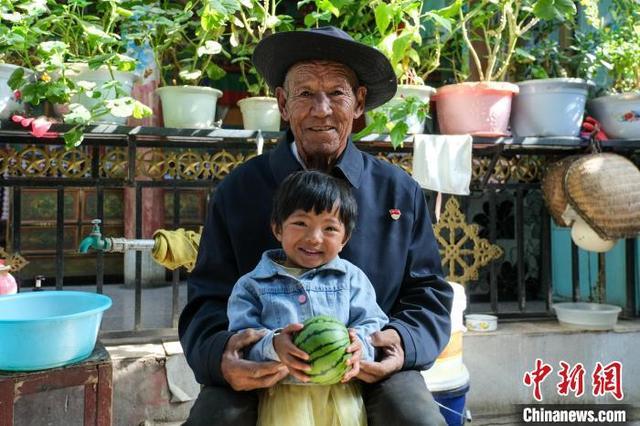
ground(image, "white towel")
xmin=412 ymin=134 xmax=473 ymax=195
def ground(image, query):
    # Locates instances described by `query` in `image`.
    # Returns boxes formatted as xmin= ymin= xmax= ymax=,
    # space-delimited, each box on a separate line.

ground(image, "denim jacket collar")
xmin=269 ymin=129 xmax=364 ymax=189
xmin=251 ymin=249 xmax=347 ymax=280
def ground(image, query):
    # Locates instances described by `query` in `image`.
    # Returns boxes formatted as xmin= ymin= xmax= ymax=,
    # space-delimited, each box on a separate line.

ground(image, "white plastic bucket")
xmin=511 ymin=78 xmax=592 ymax=138
xmin=237 ymin=96 xmax=281 ymax=131
xmin=156 ymin=85 xmax=223 ymax=129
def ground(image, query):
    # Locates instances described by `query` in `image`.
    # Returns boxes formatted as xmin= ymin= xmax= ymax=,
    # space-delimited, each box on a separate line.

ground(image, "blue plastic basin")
xmin=0 ymin=291 xmax=112 ymax=371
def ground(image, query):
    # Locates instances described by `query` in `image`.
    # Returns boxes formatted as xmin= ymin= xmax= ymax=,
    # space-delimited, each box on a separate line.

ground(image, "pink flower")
xmin=30 ymin=117 xmax=53 ymax=138
xmin=13 ymin=90 xmax=21 ymax=101
xmin=11 ymin=114 xmax=34 ymax=127
xmin=10 ymin=114 xmax=58 ymax=138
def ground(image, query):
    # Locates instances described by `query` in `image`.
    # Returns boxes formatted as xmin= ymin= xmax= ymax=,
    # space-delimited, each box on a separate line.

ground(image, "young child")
xmin=227 ymin=170 xmax=388 ymax=426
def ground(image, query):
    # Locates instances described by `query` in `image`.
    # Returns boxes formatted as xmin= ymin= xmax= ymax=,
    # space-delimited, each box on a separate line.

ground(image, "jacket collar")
xmin=269 ymin=129 xmax=364 ymax=189
xmin=252 ymin=249 xmax=347 ymax=280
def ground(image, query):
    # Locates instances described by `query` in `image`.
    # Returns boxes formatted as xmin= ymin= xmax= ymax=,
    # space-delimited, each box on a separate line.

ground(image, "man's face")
xmin=276 ymin=61 xmax=367 ymax=169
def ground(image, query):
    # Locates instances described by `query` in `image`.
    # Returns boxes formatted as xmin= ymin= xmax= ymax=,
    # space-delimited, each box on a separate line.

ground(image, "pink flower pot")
xmin=434 ymin=82 xmax=519 ymax=136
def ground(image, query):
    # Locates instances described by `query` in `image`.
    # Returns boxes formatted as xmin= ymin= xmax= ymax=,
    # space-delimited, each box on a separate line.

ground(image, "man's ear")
xmin=353 ymin=86 xmax=367 ymax=119
xmin=275 ymin=87 xmax=289 ymax=121
xmin=271 ymin=222 xmax=283 ymax=242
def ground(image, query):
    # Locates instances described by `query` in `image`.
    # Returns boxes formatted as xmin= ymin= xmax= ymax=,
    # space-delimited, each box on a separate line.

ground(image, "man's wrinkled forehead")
xmin=283 ymin=60 xmax=359 ymax=90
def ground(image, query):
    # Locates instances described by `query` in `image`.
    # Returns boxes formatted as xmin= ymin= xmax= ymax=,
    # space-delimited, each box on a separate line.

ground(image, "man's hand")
xmin=357 ymin=329 xmax=404 ymax=383
xmin=341 ymin=328 xmax=362 ymax=383
xmin=221 ymin=329 xmax=289 ymax=391
xmin=273 ymin=323 xmax=311 ymax=382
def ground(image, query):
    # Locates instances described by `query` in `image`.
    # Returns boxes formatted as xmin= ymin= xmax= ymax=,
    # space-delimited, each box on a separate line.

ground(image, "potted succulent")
xmin=434 ymin=0 xmax=576 ymax=137
xmin=587 ymin=0 xmax=640 ymax=139
xmin=130 ymin=0 xmax=235 ymax=129
xmin=230 ymin=0 xmax=293 ymax=131
xmin=6 ymin=0 xmax=152 ymax=147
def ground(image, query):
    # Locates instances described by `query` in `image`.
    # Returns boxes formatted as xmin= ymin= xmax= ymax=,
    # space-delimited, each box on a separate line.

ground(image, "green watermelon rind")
xmin=293 ymin=316 xmax=352 ymax=385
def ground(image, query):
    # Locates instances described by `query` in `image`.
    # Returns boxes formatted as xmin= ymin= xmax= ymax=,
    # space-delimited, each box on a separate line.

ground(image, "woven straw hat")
xmin=542 ymin=156 xmax=581 ymax=227
xmin=563 ymin=153 xmax=640 ymax=239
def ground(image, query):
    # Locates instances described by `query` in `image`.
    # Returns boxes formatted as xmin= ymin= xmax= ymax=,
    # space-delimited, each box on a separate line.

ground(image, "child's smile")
xmin=273 ymin=207 xmax=348 ymax=269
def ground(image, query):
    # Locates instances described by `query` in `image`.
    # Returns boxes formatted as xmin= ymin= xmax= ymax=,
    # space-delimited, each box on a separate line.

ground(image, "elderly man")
xmin=180 ymin=26 xmax=452 ymax=426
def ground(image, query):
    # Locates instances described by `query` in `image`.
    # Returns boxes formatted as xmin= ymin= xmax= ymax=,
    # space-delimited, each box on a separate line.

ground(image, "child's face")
xmin=272 ymin=207 xmax=348 ymax=269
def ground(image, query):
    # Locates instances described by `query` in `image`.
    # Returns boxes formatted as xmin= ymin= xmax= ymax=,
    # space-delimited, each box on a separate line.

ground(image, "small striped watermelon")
xmin=293 ymin=315 xmax=352 ymax=384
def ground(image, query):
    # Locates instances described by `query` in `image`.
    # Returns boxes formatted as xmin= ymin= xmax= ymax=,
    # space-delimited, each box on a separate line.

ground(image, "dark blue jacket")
xmin=179 ymin=133 xmax=453 ymax=386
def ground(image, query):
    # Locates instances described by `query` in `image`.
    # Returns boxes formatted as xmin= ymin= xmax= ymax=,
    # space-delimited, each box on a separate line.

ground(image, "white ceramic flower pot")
xmin=0 ymin=64 xmax=33 ymax=120
xmin=156 ymin=86 xmax=223 ymax=129
xmin=54 ymin=63 xmax=137 ymax=125
xmin=237 ymin=96 xmax=281 ymax=131
xmin=588 ymin=93 xmax=640 ymax=139
xmin=366 ymin=84 xmax=436 ymax=134
xmin=511 ymin=78 xmax=592 ymax=138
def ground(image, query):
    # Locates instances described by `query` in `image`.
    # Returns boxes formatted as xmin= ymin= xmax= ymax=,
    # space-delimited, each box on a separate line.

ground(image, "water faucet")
xmin=78 ymin=219 xmax=110 ymax=253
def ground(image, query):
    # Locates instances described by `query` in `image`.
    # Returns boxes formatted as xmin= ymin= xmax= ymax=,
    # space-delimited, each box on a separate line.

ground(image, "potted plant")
xmin=434 ymin=0 xmax=576 ymax=137
xmin=347 ymin=0 xmax=457 ymax=148
xmin=130 ymin=0 xmax=235 ymax=129
xmin=0 ymin=0 xmax=46 ymax=119
xmin=587 ymin=0 xmax=640 ymax=139
xmin=230 ymin=0 xmax=293 ymax=131
xmin=6 ymin=0 xmax=152 ymax=147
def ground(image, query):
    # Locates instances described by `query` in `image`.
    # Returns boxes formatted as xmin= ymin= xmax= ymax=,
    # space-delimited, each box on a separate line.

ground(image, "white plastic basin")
xmin=553 ymin=302 xmax=621 ymax=330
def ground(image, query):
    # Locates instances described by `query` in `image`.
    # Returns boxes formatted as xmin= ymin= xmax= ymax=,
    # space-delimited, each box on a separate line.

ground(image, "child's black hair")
xmin=271 ymin=171 xmax=357 ymax=236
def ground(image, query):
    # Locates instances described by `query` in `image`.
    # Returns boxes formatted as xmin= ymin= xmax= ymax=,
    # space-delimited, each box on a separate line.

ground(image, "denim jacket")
xmin=227 ymin=249 xmax=389 ymax=363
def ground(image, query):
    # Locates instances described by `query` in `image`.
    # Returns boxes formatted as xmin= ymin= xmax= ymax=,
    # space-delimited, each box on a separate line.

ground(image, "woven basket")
xmin=541 ymin=156 xmax=581 ymax=227
xmin=564 ymin=153 xmax=640 ymax=239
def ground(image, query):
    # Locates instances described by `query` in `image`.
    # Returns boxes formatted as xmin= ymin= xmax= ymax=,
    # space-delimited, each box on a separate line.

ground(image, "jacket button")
xmin=298 ymin=294 xmax=307 ymax=304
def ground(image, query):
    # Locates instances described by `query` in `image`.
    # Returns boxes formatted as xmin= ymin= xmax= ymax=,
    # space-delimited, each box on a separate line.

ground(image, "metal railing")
xmin=1 ymin=123 xmax=637 ymax=342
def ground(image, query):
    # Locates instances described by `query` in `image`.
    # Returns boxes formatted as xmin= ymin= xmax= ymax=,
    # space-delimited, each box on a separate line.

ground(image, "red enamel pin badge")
xmin=389 ymin=209 xmax=401 ymax=220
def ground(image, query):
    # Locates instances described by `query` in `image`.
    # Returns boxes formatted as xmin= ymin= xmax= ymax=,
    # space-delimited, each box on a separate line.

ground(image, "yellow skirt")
xmin=257 ymin=382 xmax=367 ymax=426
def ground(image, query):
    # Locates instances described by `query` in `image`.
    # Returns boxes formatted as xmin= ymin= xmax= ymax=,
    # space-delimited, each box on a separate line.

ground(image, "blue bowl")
xmin=0 ymin=291 xmax=112 ymax=371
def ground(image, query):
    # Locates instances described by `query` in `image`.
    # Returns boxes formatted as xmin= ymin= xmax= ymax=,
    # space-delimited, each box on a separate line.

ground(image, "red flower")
xmin=13 ymin=90 xmax=21 ymax=101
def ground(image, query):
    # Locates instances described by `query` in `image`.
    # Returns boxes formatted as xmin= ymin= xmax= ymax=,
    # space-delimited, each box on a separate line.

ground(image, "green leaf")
xmin=303 ymin=13 xmax=316 ymax=27
xmin=197 ymin=40 xmax=223 ymax=57
xmin=82 ymin=23 xmax=118 ymax=44
xmin=533 ymin=0 xmax=576 ymax=21
xmin=389 ymin=121 xmax=408 ymax=149
xmin=64 ymin=104 xmax=91 ymax=125
xmin=132 ymin=101 xmax=153 ymax=119
xmin=514 ymin=47 xmax=536 ymax=62
xmin=423 ymin=11 xmax=452 ymax=33
xmin=106 ymin=97 xmax=135 ymax=118
xmin=434 ymin=0 xmax=462 ymax=19
xmin=179 ymin=70 xmax=202 ymax=81
xmin=265 ymin=15 xmax=280 ymax=28
xmin=38 ymin=41 xmax=68 ymax=55
xmin=7 ymin=68 xmax=25 ymax=90
xmin=205 ymin=63 xmax=226 ymax=80
xmin=374 ymin=3 xmax=392 ymax=35
xmin=63 ymin=128 xmax=84 ymax=149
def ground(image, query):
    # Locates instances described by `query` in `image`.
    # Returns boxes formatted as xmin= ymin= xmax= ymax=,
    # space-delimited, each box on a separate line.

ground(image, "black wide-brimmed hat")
xmin=252 ymin=26 xmax=397 ymax=111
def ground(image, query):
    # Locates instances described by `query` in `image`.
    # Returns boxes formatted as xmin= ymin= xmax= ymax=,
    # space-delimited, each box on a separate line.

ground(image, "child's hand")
xmin=341 ymin=328 xmax=362 ymax=383
xmin=273 ymin=323 xmax=311 ymax=382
